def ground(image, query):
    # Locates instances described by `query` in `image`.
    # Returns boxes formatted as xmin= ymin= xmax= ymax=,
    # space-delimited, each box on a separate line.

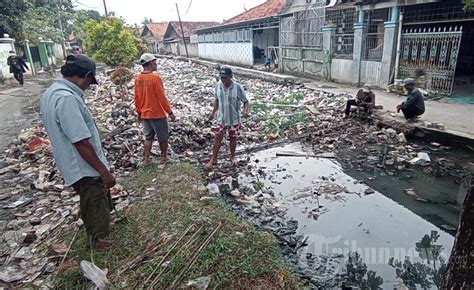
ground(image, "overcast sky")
xmin=73 ymin=0 xmax=267 ymax=25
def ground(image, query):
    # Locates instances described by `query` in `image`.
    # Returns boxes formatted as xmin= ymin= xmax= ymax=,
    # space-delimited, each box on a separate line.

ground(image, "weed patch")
xmin=55 ymin=163 xmax=298 ymax=288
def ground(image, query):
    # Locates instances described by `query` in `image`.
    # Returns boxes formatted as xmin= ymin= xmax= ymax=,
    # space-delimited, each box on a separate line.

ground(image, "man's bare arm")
xmin=209 ymin=99 xmax=219 ymax=120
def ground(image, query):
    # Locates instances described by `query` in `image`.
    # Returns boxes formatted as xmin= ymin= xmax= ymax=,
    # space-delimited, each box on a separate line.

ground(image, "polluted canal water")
xmin=225 ymin=143 xmax=462 ymax=288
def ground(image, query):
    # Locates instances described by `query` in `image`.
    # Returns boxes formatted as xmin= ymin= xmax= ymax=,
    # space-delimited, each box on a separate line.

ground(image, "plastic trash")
xmin=80 ymin=260 xmax=109 ymax=289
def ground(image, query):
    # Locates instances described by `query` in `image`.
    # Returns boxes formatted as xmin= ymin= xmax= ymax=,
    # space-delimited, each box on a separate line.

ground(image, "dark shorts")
xmin=72 ymin=177 xmax=112 ymax=241
xmin=143 ymin=118 xmax=169 ymax=142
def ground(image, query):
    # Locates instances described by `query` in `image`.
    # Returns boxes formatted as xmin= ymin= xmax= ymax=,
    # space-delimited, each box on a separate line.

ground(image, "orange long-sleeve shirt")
xmin=134 ymin=73 xmax=172 ymax=119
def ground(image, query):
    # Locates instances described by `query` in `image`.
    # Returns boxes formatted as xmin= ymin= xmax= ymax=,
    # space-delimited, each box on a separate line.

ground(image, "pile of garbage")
xmin=1 ymin=57 xmax=469 ymax=287
xmin=0 ymin=58 xmax=352 ymax=286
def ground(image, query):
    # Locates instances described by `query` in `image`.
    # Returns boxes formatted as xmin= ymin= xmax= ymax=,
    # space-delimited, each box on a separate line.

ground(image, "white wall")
xmin=198 ymin=42 xmax=253 ymax=66
xmin=0 ymin=43 xmax=12 ymax=79
xmin=187 ymin=44 xmax=199 ymax=57
xmin=53 ymin=43 xmax=64 ymax=60
xmin=331 ymin=58 xmax=354 ymax=84
xmin=331 ymin=58 xmax=384 ymax=87
xmin=360 ymin=60 xmax=382 ymax=87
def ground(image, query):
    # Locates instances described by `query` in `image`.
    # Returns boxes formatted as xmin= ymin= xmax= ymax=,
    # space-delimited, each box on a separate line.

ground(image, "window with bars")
xmin=326 ymin=7 xmax=357 ymax=58
xmin=363 ymin=8 xmax=389 ymax=61
xmin=198 ymin=29 xmax=250 ymax=43
xmin=402 ymin=0 xmax=474 ymax=24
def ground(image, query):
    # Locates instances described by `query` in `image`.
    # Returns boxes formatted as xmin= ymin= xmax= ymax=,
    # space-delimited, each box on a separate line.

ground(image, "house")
xmin=279 ymin=0 xmax=474 ymax=95
xmin=163 ymin=21 xmax=219 ymax=57
xmin=141 ymin=22 xmax=170 ymax=54
xmin=324 ymin=0 xmax=474 ymax=95
xmin=142 ymin=21 xmax=218 ymax=57
xmin=195 ymin=0 xmax=287 ymax=66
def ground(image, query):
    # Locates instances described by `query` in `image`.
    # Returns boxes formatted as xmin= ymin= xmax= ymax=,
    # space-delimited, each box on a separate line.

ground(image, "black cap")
xmin=66 ymin=54 xmax=98 ymax=84
xmin=219 ymin=67 xmax=232 ymax=77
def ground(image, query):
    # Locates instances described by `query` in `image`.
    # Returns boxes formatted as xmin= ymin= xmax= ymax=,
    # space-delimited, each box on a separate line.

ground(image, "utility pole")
xmin=56 ymin=0 xmax=67 ymax=58
xmin=103 ymin=0 xmax=108 ymax=17
xmin=175 ymin=3 xmax=189 ymax=58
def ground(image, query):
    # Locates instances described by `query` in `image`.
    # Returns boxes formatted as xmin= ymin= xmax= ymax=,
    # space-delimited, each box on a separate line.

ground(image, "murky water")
xmin=238 ymin=143 xmax=460 ymax=288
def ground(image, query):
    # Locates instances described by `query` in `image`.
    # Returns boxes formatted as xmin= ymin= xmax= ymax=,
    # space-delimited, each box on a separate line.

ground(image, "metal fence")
xmin=398 ymin=26 xmax=463 ymax=94
xmin=281 ymin=6 xmax=325 ymax=49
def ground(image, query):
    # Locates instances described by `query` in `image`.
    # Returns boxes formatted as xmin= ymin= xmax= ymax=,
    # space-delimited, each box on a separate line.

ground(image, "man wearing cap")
xmin=344 ymin=84 xmax=375 ymax=118
xmin=7 ymin=51 xmax=29 ymax=86
xmin=134 ymin=53 xmax=176 ymax=166
xmin=208 ymin=67 xmax=250 ymax=167
xmin=40 ymin=54 xmax=115 ymax=249
xmin=397 ymin=78 xmax=425 ymax=121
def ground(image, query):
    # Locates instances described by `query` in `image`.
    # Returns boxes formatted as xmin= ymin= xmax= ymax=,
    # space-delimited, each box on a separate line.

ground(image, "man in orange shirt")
xmin=134 ymin=53 xmax=176 ymax=165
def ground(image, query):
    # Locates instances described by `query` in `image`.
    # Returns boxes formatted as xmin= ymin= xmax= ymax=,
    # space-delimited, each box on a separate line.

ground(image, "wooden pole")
xmin=443 ymin=177 xmax=474 ymax=288
xmin=175 ymin=3 xmax=189 ymax=58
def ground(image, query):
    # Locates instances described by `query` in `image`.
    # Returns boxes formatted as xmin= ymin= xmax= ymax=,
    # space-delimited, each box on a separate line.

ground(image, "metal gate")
xmin=398 ymin=26 xmax=463 ymax=95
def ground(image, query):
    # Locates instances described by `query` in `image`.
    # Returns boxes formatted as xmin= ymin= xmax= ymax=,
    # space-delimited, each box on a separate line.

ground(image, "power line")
xmin=72 ymin=0 xmax=99 ymax=9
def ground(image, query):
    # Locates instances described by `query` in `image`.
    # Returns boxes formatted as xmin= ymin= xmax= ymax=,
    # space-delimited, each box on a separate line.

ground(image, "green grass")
xmin=265 ymin=112 xmax=309 ymax=136
xmin=274 ymin=91 xmax=305 ymax=105
xmin=55 ymin=163 xmax=298 ymax=289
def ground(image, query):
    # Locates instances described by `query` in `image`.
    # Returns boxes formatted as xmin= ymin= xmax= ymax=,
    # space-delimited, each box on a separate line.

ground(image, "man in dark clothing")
xmin=7 ymin=51 xmax=29 ymax=86
xmin=397 ymin=78 xmax=425 ymax=121
xmin=344 ymin=84 xmax=375 ymax=118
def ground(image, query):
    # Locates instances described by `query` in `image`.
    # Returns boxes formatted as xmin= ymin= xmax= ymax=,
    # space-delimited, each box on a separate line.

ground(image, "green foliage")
xmin=275 ymin=91 xmax=305 ymax=105
xmin=388 ymin=231 xmax=447 ymax=290
xmin=23 ymin=6 xmax=65 ymax=43
xmin=0 ymin=0 xmax=31 ymax=39
xmin=463 ymin=0 xmax=474 ymax=11
xmin=84 ymin=18 xmax=141 ymax=67
xmin=67 ymin=9 xmax=103 ymax=46
xmin=265 ymin=112 xmax=308 ymax=136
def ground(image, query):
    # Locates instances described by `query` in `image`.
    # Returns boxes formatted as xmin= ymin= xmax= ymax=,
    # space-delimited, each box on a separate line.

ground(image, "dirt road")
xmin=0 ymin=75 xmax=52 ymax=149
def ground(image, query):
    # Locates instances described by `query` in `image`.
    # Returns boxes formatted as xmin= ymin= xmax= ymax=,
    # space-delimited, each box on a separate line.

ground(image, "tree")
xmin=21 ymin=0 xmax=74 ymax=43
xmin=84 ymin=18 xmax=141 ymax=66
xmin=0 ymin=0 xmax=31 ymax=39
xmin=463 ymin=0 xmax=474 ymax=10
xmin=142 ymin=17 xmax=153 ymax=25
xmin=443 ymin=178 xmax=474 ymax=288
xmin=67 ymin=10 xmax=103 ymax=46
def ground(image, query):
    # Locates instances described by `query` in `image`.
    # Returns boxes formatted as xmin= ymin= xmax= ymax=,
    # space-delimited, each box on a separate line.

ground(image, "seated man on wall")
xmin=397 ymin=78 xmax=425 ymax=122
xmin=344 ymin=84 xmax=375 ymax=118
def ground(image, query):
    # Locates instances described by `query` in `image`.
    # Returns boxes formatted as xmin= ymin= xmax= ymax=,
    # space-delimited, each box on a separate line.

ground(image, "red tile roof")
xmin=225 ymin=0 xmax=287 ymax=25
xmin=144 ymin=22 xmax=170 ymax=40
xmin=169 ymin=21 xmax=220 ymax=38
